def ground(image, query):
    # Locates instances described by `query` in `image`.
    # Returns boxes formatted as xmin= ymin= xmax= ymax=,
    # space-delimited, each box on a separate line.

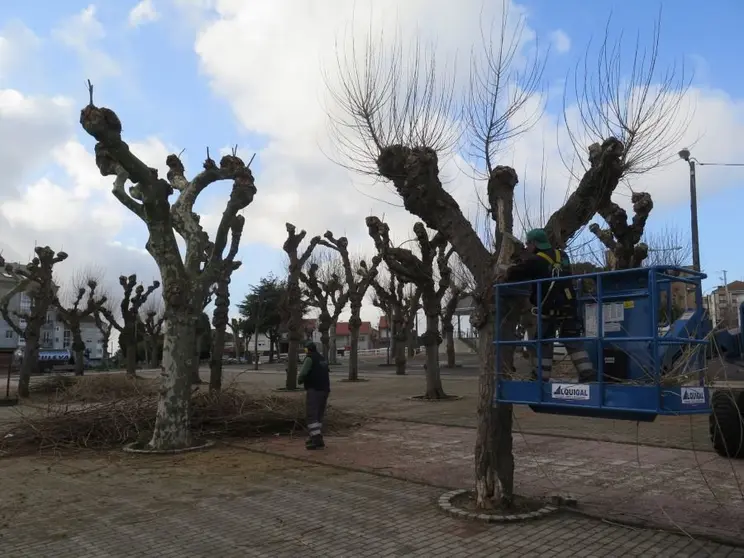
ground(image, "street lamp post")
xmin=678 ymin=149 xmax=701 ymax=272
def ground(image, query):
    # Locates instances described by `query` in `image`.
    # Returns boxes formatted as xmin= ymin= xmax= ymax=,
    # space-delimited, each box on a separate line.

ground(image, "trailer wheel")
xmin=709 ymin=390 xmax=744 ymax=458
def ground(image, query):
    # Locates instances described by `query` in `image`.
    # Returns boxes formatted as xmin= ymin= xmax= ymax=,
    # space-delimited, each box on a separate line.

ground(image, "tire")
xmin=709 ymin=390 xmax=744 ymax=458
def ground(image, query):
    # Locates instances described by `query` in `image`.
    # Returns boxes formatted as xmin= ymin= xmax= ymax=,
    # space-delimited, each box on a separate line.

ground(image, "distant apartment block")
xmin=0 ymin=264 xmax=105 ymax=363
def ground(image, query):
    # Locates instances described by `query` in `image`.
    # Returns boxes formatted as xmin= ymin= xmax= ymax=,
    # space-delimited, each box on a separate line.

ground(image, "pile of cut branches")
xmin=30 ymin=374 xmax=158 ymax=402
xmin=0 ymin=387 xmax=360 ymax=456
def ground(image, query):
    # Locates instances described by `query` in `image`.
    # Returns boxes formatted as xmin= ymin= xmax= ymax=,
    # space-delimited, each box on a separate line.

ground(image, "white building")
xmin=0 ymin=275 xmax=105 ymax=364
xmin=705 ymin=280 xmax=744 ymax=329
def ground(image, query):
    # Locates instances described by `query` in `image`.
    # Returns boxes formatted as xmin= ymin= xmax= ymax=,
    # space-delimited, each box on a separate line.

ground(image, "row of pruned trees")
xmin=0 ymin=247 xmax=167 ymax=397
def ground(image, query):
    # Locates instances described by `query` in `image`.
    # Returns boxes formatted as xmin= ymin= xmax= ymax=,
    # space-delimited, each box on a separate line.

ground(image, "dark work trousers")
xmin=305 ymin=388 xmax=329 ymax=438
xmin=531 ymin=315 xmax=596 ymax=382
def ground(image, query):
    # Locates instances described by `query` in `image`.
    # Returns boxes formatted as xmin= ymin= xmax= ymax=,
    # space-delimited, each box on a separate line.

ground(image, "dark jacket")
xmin=505 ymin=248 xmax=577 ymax=313
xmin=300 ymin=351 xmax=331 ymax=392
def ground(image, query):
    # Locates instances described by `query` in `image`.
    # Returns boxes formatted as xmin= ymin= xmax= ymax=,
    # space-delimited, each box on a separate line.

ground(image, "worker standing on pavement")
xmin=298 ymin=340 xmax=331 ymax=450
xmin=505 ymin=228 xmax=596 ymax=383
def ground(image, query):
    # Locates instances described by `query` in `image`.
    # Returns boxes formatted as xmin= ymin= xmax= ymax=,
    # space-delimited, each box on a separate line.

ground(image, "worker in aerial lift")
xmin=505 ymin=228 xmax=596 ymax=383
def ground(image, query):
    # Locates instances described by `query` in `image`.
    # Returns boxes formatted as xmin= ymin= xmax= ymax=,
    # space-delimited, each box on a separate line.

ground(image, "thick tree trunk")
xmin=422 ymin=299 xmax=446 ymax=399
xmin=408 ymin=328 xmax=416 ymax=358
xmin=72 ymin=333 xmax=85 ymax=376
xmin=125 ymin=342 xmax=137 ymax=377
xmin=74 ymin=348 xmax=85 ymax=376
xmin=286 ymin=277 xmax=303 ymax=390
xmin=444 ymin=326 xmax=456 ymax=368
xmin=18 ymin=333 xmax=40 ymax=398
xmin=329 ymin=323 xmax=338 ymax=364
xmin=319 ymin=326 xmax=330 ymax=361
xmin=474 ymin=294 xmax=515 ymax=508
xmin=209 ymin=325 xmax=226 ymax=392
xmin=348 ymin=303 xmax=362 ymax=381
xmin=394 ymin=335 xmax=407 ymax=375
xmin=148 ymin=311 xmax=195 ymax=450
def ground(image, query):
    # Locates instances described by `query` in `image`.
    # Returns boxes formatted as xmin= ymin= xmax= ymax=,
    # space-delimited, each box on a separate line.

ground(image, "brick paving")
xmin=245 ymin=419 xmax=744 ymax=544
xmin=0 ymin=450 xmax=742 ymax=557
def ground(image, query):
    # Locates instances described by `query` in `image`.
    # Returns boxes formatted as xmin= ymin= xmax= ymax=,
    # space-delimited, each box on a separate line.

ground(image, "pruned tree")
xmin=588 ymin=192 xmax=653 ymax=269
xmin=81 ymin=85 xmax=255 ymax=451
xmin=100 ymin=275 xmax=160 ymax=377
xmin=93 ymin=299 xmax=115 ymax=368
xmin=328 ymin=10 xmax=689 ymax=508
xmin=442 ymin=282 xmax=467 ymax=368
xmin=54 ymin=278 xmax=108 ymax=376
xmin=318 ymin=233 xmax=381 ymax=380
xmin=283 ymin=223 xmax=321 ymax=389
xmin=367 ymin=217 xmax=453 ymax=398
xmin=141 ymin=298 xmax=165 ymax=369
xmin=209 ymin=275 xmax=231 ymax=392
xmin=0 ymin=247 xmax=67 ymax=397
xmin=370 ymin=272 xmax=420 ymax=375
xmin=301 ymin=259 xmax=348 ymax=362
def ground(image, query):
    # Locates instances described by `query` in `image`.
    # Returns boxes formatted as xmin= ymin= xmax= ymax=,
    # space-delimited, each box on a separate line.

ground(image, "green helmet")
xmin=525 ymin=228 xmax=551 ymax=250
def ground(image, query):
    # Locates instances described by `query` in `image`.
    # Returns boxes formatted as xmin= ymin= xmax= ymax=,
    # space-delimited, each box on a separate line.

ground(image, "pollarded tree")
xmin=0 ymin=247 xmax=67 ymax=397
xmin=370 ymin=273 xmax=421 ymax=375
xmin=141 ymin=298 xmax=165 ymax=369
xmin=81 ymin=86 xmax=255 ymax=451
xmin=366 ymin=217 xmax=452 ymax=398
xmin=283 ymin=223 xmax=321 ymax=389
xmin=329 ymin=11 xmax=689 ymax=508
xmin=209 ymin=276 xmax=231 ymax=392
xmin=301 ymin=261 xmax=348 ymax=361
xmin=100 ymin=275 xmax=160 ymax=377
xmin=442 ymin=282 xmax=467 ymax=368
xmin=54 ymin=279 xmax=108 ymax=376
xmin=588 ymin=192 xmax=653 ymax=269
xmin=318 ymin=232 xmax=381 ymax=381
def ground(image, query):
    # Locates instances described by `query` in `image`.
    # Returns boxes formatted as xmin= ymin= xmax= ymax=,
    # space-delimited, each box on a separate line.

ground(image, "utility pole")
xmin=678 ymin=149 xmax=701 ymax=271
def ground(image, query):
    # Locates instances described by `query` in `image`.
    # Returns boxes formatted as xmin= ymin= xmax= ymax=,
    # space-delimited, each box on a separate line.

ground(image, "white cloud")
xmin=52 ymin=5 xmax=120 ymax=80
xmin=129 ymin=0 xmax=161 ymax=27
xmin=549 ymin=29 xmax=571 ymax=54
xmin=0 ymin=21 xmax=41 ymax=81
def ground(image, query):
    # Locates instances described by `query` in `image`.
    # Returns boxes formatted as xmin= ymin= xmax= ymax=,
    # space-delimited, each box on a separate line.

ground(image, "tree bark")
xmin=329 ymin=322 xmax=338 ymax=364
xmin=191 ymin=332 xmax=202 ymax=385
xmin=148 ymin=311 xmax=195 ymax=450
xmin=319 ymin=324 xmax=331 ymax=361
xmin=348 ymin=302 xmax=362 ymax=381
xmin=444 ymin=325 xmax=456 ymax=368
xmin=72 ymin=333 xmax=86 ymax=376
xmin=209 ymin=326 xmax=226 ymax=392
xmin=394 ymin=334 xmax=407 ymax=375
xmin=422 ymin=295 xmax=446 ymax=399
xmin=126 ymin=341 xmax=137 ymax=377
xmin=19 ymin=331 xmax=40 ymax=397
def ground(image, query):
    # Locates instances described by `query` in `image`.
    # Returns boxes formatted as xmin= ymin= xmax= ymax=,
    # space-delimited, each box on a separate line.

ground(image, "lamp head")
xmin=678 ymin=148 xmax=691 ymax=162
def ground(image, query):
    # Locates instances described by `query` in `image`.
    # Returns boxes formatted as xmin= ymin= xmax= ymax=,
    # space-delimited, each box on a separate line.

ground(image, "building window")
xmin=19 ymin=293 xmax=31 ymax=314
xmin=63 ymin=330 xmax=71 ymax=349
xmin=4 ymin=330 xmax=12 ymax=339
xmin=42 ymin=331 xmax=52 ymax=345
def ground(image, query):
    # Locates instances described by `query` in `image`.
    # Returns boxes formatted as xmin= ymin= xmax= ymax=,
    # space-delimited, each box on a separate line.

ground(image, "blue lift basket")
xmin=494 ymin=266 xmax=711 ymax=422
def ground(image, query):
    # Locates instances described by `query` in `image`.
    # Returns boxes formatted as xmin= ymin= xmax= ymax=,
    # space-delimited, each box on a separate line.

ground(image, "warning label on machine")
xmin=551 ymin=383 xmax=591 ymax=401
xmin=681 ymin=387 xmax=706 ymax=405
xmin=584 ymin=302 xmax=625 ymax=336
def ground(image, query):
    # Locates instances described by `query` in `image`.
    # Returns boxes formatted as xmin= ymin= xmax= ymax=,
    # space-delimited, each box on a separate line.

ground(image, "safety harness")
xmin=532 ymin=249 xmax=573 ymax=317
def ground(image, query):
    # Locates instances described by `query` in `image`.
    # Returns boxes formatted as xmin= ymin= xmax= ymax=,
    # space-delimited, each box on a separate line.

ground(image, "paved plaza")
xmin=0 ymin=363 xmax=743 ymax=556
xmin=1 ymin=450 xmax=742 ymax=558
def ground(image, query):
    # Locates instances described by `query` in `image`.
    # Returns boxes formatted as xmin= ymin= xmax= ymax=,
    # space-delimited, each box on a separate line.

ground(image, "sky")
xmin=1 ymin=0 xmax=744 ymax=327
